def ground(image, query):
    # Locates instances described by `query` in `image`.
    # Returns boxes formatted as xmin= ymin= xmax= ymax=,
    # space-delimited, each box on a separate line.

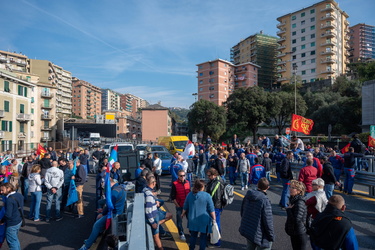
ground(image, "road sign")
xmin=286 ymin=127 xmax=291 ymax=135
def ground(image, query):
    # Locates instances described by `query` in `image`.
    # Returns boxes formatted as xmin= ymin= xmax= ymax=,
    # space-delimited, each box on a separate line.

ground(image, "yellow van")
xmin=157 ymin=136 xmax=189 ymax=154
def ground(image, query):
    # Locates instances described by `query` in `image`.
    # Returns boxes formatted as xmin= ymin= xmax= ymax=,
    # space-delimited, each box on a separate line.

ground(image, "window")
xmin=4 ymin=101 xmax=9 ymax=112
xmin=292 ymin=31 xmax=296 ymax=36
xmin=1 ymin=121 xmax=12 ymax=132
xmin=311 ymin=42 xmax=315 ymax=47
xmin=292 ymin=39 xmax=296 ymax=44
xmin=18 ymin=85 xmax=23 ymax=96
xmin=199 ymin=65 xmax=203 ymax=69
xmin=301 ymin=36 xmax=306 ymax=41
xmin=311 ymin=69 xmax=316 ymax=73
xmin=301 ymin=28 xmax=306 ymax=33
xmin=310 ymin=25 xmax=315 ymax=30
xmin=199 ymin=80 xmax=203 ymax=84
xmin=292 ymin=23 xmax=296 ymax=28
xmin=311 ymin=59 xmax=316 ymax=63
xmin=301 ymin=20 xmax=305 ymax=25
xmin=302 ymin=70 xmax=306 ymax=75
xmin=209 ymin=71 xmax=214 ymax=75
xmin=311 ymin=78 xmax=316 ymax=82
xmin=310 ymin=50 xmax=316 ymax=55
xmin=20 ymin=123 xmax=24 ymax=133
xmin=292 ymin=15 xmax=296 ymax=20
xmin=302 ymin=61 xmax=306 ymax=65
xmin=31 ymin=108 xmax=34 ymax=114
xmin=199 ymin=87 xmax=203 ymax=92
xmin=209 ymin=78 xmax=215 ymax=83
xmin=302 ymin=80 xmax=307 ymax=84
xmin=209 ymin=94 xmax=214 ymax=98
xmin=292 ymin=55 xmax=297 ymax=60
xmin=31 ymin=97 xmax=34 ymax=103
xmin=292 ymin=47 xmax=297 ymax=52
xmin=311 ymin=34 xmax=315 ymax=39
xmin=301 ymin=45 xmax=306 ymax=49
xmin=199 ymin=73 xmax=203 ymax=76
xmin=20 ymin=104 xmax=24 ymax=113
xmin=310 ymin=9 xmax=315 ymax=14
xmin=209 ymin=86 xmax=215 ymax=90
xmin=4 ymin=81 xmax=10 ymax=92
xmin=301 ymin=53 xmax=306 ymax=58
xmin=292 ymin=63 xmax=297 ymax=67
xmin=301 ymin=12 xmax=305 ymax=17
xmin=311 ymin=17 xmax=315 ymax=22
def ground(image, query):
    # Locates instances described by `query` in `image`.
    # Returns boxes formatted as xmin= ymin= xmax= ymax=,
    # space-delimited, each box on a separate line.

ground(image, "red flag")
xmin=368 ymin=136 xmax=375 ymax=147
xmin=291 ymin=114 xmax=314 ymax=135
xmin=36 ymin=144 xmax=47 ymax=158
xmin=221 ymin=142 xmax=227 ymax=147
xmin=341 ymin=143 xmax=350 ymax=154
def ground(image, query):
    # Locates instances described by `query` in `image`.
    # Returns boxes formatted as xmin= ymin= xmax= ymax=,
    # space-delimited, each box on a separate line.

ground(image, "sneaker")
xmin=45 ymin=218 xmax=50 ymax=222
xmin=245 ymin=185 xmax=248 ymax=190
xmin=78 ymin=244 xmax=88 ymax=250
xmin=179 ymin=234 xmax=186 ymax=241
xmin=56 ymin=217 xmax=63 ymax=222
xmin=160 ymin=232 xmax=173 ymax=240
xmin=34 ymin=219 xmax=40 ymax=222
xmin=76 ymin=215 xmax=84 ymax=219
xmin=241 ymin=187 xmax=244 ymax=191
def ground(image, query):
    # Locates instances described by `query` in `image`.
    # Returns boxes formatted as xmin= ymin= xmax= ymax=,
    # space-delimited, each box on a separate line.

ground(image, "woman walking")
xmin=182 ymin=179 xmax=216 ymax=250
xmin=285 ymin=180 xmax=308 ymax=250
xmin=28 ymin=164 xmax=43 ymax=221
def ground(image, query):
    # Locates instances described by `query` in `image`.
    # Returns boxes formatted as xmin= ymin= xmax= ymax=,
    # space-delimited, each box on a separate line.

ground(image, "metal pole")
xmin=293 ymin=65 xmax=297 ymax=115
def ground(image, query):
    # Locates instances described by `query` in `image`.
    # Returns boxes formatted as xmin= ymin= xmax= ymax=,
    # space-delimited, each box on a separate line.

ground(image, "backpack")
xmin=222 ymin=183 xmax=234 ymax=207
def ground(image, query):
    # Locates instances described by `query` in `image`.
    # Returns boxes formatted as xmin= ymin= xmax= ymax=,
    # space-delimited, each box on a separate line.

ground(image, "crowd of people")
xmin=0 ymin=133 xmax=368 ymax=249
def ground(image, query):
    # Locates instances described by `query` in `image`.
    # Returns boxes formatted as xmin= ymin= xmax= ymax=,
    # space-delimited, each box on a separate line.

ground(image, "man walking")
xmin=237 ymin=153 xmax=250 ymax=190
xmin=171 ymin=170 xmax=190 ymax=241
xmin=197 ymin=149 xmax=207 ymax=179
xmin=279 ymin=151 xmax=293 ymax=209
xmin=239 ymin=177 xmax=274 ymax=250
xmin=343 ymin=147 xmax=363 ymax=195
xmin=74 ymin=159 xmax=87 ymax=219
xmin=44 ymin=161 xmax=64 ymax=221
xmin=298 ymin=158 xmax=318 ymax=194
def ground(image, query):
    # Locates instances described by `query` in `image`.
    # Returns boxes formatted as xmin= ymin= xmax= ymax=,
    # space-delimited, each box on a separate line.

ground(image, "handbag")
xmin=210 ymin=220 xmax=221 ymax=244
xmin=9 ymin=196 xmax=25 ymax=227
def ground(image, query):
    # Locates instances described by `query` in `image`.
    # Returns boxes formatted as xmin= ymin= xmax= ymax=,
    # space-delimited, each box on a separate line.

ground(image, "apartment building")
xmin=141 ymin=104 xmax=173 ymax=142
xmin=29 ymin=59 xmax=73 ymax=118
xmin=231 ymin=32 xmax=278 ymax=89
xmin=72 ymin=77 xmax=102 ymax=119
xmin=117 ymin=115 xmax=142 ymax=140
xmin=349 ymin=23 xmax=375 ymax=62
xmin=0 ymin=70 xmax=35 ymax=152
xmin=196 ymin=59 xmax=260 ymax=106
xmin=101 ymin=88 xmax=121 ymax=111
xmin=0 ymin=50 xmax=28 ymax=73
xmin=120 ymin=93 xmax=149 ymax=118
xmin=276 ymin=0 xmax=350 ymax=85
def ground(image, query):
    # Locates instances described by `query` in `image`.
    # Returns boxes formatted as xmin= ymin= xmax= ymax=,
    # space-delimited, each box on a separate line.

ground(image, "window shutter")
xmin=24 ymin=87 xmax=27 ymax=97
xmin=9 ymin=121 xmax=12 ymax=132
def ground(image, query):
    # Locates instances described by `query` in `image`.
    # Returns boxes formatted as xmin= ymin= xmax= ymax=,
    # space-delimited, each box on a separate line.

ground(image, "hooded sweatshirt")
xmin=28 ymin=173 xmax=43 ymax=192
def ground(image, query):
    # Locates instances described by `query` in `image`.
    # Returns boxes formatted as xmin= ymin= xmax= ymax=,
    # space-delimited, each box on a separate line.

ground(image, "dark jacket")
xmin=212 ymin=158 xmax=224 ymax=176
xmin=343 ymin=152 xmax=363 ymax=168
xmin=39 ymin=157 xmax=52 ymax=176
xmin=199 ymin=153 xmax=207 ymax=165
xmin=280 ymin=157 xmax=293 ymax=179
xmin=206 ymin=176 xmax=224 ymax=209
xmin=143 ymin=158 xmax=153 ymax=171
xmin=285 ymin=195 xmax=307 ymax=236
xmin=135 ymin=176 xmax=147 ymax=193
xmin=3 ymin=192 xmax=24 ymax=227
xmin=74 ymin=164 xmax=87 ymax=186
xmin=262 ymin=157 xmax=272 ymax=172
xmin=239 ymin=189 xmax=274 ymax=248
xmin=311 ymin=203 xmax=358 ymax=250
xmin=350 ymin=138 xmax=363 ymax=154
xmin=110 ymin=169 xmax=122 ymax=183
xmin=322 ymin=161 xmax=337 ymax=185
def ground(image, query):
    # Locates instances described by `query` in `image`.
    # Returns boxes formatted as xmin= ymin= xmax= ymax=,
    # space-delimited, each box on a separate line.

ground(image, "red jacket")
xmin=298 ymin=166 xmax=318 ymax=193
xmin=171 ymin=179 xmax=190 ymax=207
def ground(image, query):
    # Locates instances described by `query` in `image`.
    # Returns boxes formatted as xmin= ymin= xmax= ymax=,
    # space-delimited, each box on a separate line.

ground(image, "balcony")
xmin=321 ymin=69 xmax=334 ymax=74
xmin=0 ymin=131 xmax=4 ymax=138
xmin=277 ymin=60 xmax=287 ymax=66
xmin=344 ymin=35 xmax=350 ymax=40
xmin=41 ymin=137 xmax=50 ymax=142
xmin=41 ymin=92 xmax=54 ymax=98
xmin=277 ymin=53 xmax=287 ymax=58
xmin=18 ymin=132 xmax=26 ymax=138
xmin=320 ymin=23 xmax=336 ymax=29
xmin=41 ymin=126 xmax=52 ymax=131
xmin=16 ymin=113 xmax=31 ymax=122
xmin=277 ymin=68 xmax=287 ymax=73
xmin=277 ymin=29 xmax=286 ymax=35
xmin=277 ymin=22 xmax=286 ymax=28
xmin=320 ymin=5 xmax=334 ymax=12
xmin=278 ymin=37 xmax=286 ymax=43
xmin=41 ymin=114 xmax=53 ymax=120
xmin=320 ymin=50 xmax=336 ymax=55
xmin=0 ymin=56 xmax=7 ymax=62
xmin=41 ymin=104 xmax=54 ymax=109
xmin=277 ymin=45 xmax=286 ymax=50
xmin=277 ymin=77 xmax=288 ymax=82
xmin=321 ymin=58 xmax=335 ymax=64
xmin=321 ymin=32 xmax=336 ymax=38
xmin=320 ymin=14 xmax=336 ymax=21
xmin=0 ymin=110 xmax=4 ymax=118
xmin=320 ymin=40 xmax=336 ymax=46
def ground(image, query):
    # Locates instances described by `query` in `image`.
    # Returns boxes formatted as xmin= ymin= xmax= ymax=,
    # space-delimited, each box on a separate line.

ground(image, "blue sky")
xmin=1 ymin=0 xmax=374 ymax=108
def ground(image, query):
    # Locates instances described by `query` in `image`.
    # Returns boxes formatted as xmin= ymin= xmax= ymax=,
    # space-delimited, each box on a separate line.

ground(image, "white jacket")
xmin=28 ymin=173 xmax=43 ymax=192
xmin=44 ymin=167 xmax=64 ymax=190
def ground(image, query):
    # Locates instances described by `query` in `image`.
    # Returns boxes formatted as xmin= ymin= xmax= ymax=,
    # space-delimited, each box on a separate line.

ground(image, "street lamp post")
xmin=192 ymin=93 xmax=198 ymax=102
xmin=293 ymin=64 xmax=298 ymax=115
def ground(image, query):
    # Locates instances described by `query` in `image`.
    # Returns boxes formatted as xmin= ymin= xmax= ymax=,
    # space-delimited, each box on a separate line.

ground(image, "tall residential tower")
xmin=349 ymin=23 xmax=375 ymax=62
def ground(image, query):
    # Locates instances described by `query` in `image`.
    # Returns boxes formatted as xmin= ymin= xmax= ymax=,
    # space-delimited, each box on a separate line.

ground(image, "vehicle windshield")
xmin=173 ymin=140 xmax=188 ymax=150
xmin=91 ymin=138 xmax=100 ymax=141
xmin=151 ymin=146 xmax=165 ymax=151
xmin=136 ymin=146 xmax=147 ymax=150
xmin=158 ymin=153 xmax=172 ymax=160
xmin=116 ymin=145 xmax=133 ymax=152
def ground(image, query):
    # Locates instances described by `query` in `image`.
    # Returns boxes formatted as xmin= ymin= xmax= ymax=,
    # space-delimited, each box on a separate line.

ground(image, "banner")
xmin=291 ymin=114 xmax=314 ymax=135
xmin=105 ymin=145 xmax=118 ymax=229
xmin=36 ymin=144 xmax=47 ymax=158
xmin=341 ymin=143 xmax=350 ymax=154
xmin=368 ymin=135 xmax=375 ymax=147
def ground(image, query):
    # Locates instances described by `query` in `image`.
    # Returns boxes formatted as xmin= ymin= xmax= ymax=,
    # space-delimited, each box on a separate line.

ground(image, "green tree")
xmin=226 ymin=86 xmax=269 ymax=142
xmin=187 ymin=99 xmax=226 ymax=141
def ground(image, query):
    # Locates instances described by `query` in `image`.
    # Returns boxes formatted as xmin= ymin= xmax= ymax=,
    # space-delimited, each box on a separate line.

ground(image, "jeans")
xmin=247 ymin=239 xmax=273 ymax=250
xmin=276 ymin=172 xmax=281 ymax=182
xmin=240 ymin=172 xmax=248 ymax=188
xmin=214 ymin=208 xmax=222 ymax=246
xmin=81 ymin=164 xmax=88 ymax=180
xmin=29 ymin=191 xmax=42 ymax=220
xmin=6 ymin=221 xmax=22 ymax=250
xmin=186 ymin=173 xmax=193 ymax=185
xmin=198 ymin=164 xmax=206 ymax=179
xmin=176 ymin=207 xmax=184 ymax=235
xmin=280 ymin=178 xmax=290 ymax=208
xmin=189 ymin=231 xmax=207 ymax=250
xmin=344 ymin=168 xmax=355 ymax=193
xmin=46 ymin=188 xmax=62 ymax=219
xmin=228 ymin=167 xmax=237 ymax=185
xmin=92 ymin=160 xmax=99 ymax=173
xmin=23 ymin=178 xmax=29 ymax=201
xmin=85 ymin=215 xmax=106 ymax=248
xmin=324 ymin=184 xmax=334 ymax=199
xmin=333 ymin=168 xmax=342 ymax=184
xmin=265 ymin=171 xmax=271 ymax=182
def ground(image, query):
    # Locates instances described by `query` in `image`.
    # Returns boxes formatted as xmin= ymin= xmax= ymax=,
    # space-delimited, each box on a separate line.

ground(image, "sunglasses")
xmin=179 ymin=175 xmax=185 ymax=177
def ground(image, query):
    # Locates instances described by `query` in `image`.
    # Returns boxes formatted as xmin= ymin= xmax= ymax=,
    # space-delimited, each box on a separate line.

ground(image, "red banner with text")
xmin=291 ymin=114 xmax=314 ymax=135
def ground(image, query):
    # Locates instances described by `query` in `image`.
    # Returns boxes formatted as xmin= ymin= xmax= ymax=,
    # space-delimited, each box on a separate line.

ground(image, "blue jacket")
xmin=239 ymin=189 xmax=274 ymax=248
xmin=103 ymin=183 xmax=126 ymax=216
xmin=170 ymin=163 xmax=183 ymax=182
xmin=246 ymin=153 xmax=257 ymax=166
xmin=3 ymin=192 xmax=24 ymax=227
xmin=250 ymin=164 xmax=266 ymax=184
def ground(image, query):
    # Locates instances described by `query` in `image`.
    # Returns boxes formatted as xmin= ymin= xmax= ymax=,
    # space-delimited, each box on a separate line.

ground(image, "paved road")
xmin=10 ymin=172 xmax=375 ymax=250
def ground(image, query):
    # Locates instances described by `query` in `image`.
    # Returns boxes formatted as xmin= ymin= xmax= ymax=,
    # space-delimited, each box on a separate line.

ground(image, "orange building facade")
xmin=141 ymin=104 xmax=172 ymax=142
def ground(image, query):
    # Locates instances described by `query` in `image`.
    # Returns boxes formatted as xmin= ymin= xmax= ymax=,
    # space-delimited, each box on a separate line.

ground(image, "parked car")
xmin=152 ymin=151 xmax=173 ymax=175
xmin=135 ymin=144 xmax=148 ymax=160
xmin=81 ymin=138 xmax=91 ymax=146
xmin=150 ymin=145 xmax=169 ymax=152
xmin=102 ymin=144 xmax=111 ymax=156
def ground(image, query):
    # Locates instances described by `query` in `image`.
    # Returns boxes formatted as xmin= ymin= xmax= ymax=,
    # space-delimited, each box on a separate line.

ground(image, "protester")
xmin=74 ymin=159 xmax=87 ymax=219
xmin=44 ymin=161 xmax=64 ymax=222
xmin=237 ymin=153 xmax=250 ymax=190
xmin=181 ymin=179 xmax=215 ymax=250
xmin=239 ymin=177 xmax=274 ymax=250
xmin=249 ymin=157 xmax=266 ymax=187
xmin=320 ymin=156 xmax=340 ymax=199
xmin=298 ymin=158 xmax=318 ymax=194
xmin=279 ymin=151 xmax=294 ymax=209
xmin=61 ymin=160 xmax=74 ymax=212
xmin=28 ymin=164 xmax=43 ymax=222
xmin=305 ymin=178 xmax=328 ymax=220
xmin=343 ymin=147 xmax=363 ymax=195
xmin=285 ymin=180 xmax=308 ymax=250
